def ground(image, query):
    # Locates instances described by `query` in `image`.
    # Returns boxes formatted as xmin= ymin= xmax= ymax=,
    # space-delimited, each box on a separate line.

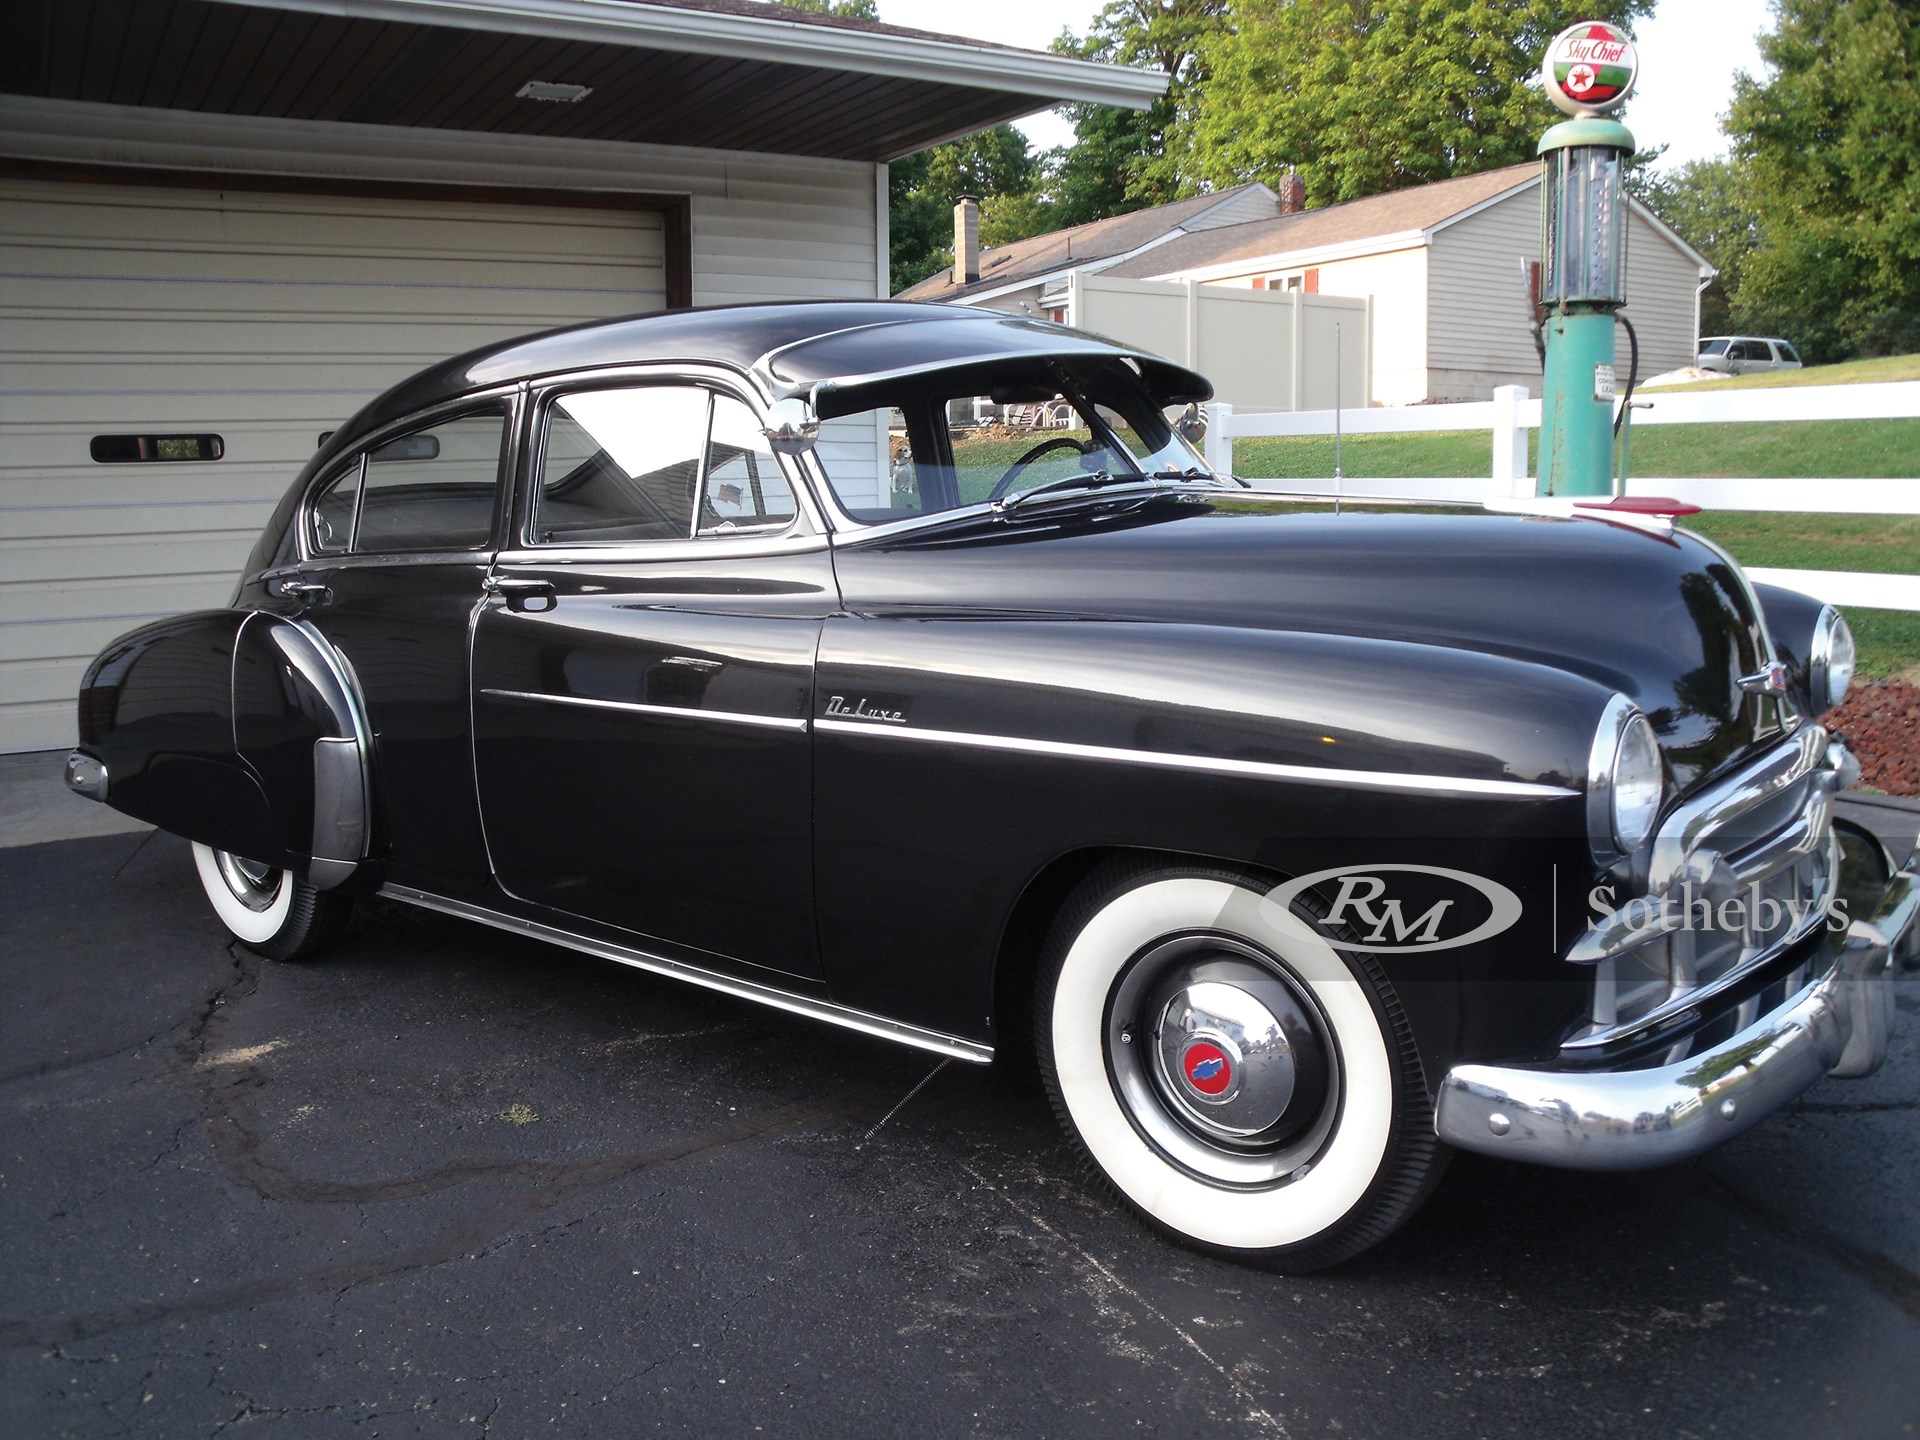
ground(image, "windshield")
xmin=1699 ymin=339 xmax=1730 ymax=356
xmin=810 ymin=360 xmax=1212 ymax=525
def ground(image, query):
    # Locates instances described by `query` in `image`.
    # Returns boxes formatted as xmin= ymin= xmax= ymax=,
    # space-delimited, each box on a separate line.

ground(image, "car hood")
xmin=831 ymin=504 xmax=1787 ymax=793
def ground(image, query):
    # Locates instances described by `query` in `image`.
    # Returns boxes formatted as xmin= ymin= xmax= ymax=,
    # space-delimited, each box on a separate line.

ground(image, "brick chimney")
xmin=953 ymin=195 xmax=980 ymax=285
xmin=1277 ymin=171 xmax=1306 ymax=216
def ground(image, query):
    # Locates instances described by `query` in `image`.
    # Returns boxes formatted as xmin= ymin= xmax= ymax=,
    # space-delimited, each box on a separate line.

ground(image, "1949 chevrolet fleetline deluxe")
xmin=66 ymin=302 xmax=1917 ymax=1270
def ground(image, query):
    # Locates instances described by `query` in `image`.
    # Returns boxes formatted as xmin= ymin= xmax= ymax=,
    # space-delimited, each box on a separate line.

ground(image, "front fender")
xmin=813 ymin=615 xmax=1609 ymax=1048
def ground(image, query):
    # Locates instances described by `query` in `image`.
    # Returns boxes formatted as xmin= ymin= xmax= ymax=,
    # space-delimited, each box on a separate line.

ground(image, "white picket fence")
xmin=1202 ymin=381 xmax=1920 ymax=612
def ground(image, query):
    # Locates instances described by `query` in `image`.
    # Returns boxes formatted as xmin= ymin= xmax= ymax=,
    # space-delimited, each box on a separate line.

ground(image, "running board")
xmin=379 ymin=883 xmax=995 ymax=1066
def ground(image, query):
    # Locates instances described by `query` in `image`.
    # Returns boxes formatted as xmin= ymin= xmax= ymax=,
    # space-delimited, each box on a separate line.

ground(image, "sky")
xmin=873 ymin=0 xmax=1772 ymax=171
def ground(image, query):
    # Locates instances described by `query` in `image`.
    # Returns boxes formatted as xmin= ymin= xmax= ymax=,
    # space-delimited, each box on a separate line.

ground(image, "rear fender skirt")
xmin=231 ymin=614 xmax=372 ymax=890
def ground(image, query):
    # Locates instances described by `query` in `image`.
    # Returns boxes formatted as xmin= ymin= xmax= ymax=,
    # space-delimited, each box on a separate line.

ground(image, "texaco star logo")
xmin=1568 ymin=63 xmax=1597 ymax=94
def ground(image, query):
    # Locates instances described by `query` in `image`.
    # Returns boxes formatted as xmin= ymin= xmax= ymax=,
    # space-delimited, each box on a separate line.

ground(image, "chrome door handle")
xmin=277 ymin=578 xmax=331 ymax=606
xmin=483 ymin=576 xmax=556 ymax=611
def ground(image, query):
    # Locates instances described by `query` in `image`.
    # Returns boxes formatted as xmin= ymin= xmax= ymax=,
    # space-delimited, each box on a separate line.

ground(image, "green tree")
xmin=774 ymin=0 xmax=878 ymax=17
xmin=1186 ymin=0 xmax=1653 ymax=206
xmin=888 ymin=125 xmax=1042 ymax=293
xmin=1727 ymin=0 xmax=1920 ymax=360
xmin=1636 ymin=158 xmax=1758 ymax=338
xmin=1049 ymin=0 xmax=1228 ymax=226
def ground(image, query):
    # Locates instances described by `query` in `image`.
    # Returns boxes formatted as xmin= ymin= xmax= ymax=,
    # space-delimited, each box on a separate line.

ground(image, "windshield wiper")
xmin=997 ymin=468 xmax=1235 ymax=514
xmin=1142 ymin=466 xmax=1252 ymax=489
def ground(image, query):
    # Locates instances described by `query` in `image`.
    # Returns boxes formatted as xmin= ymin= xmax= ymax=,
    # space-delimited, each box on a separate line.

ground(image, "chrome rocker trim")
xmin=1435 ymin=868 xmax=1916 ymax=1170
xmin=378 ymin=883 xmax=995 ymax=1066
xmin=815 ymin=719 xmax=1575 ymax=800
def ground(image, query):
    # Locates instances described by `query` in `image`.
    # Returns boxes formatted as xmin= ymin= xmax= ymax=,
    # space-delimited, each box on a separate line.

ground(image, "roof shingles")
xmin=1102 ymin=164 xmax=1539 ymax=279
xmin=896 ymin=182 xmax=1274 ymax=301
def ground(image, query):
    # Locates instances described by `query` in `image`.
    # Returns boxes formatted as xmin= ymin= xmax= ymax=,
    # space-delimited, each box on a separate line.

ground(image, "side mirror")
xmin=1175 ymin=404 xmax=1208 ymax=445
xmin=761 ymin=397 xmax=819 ymax=455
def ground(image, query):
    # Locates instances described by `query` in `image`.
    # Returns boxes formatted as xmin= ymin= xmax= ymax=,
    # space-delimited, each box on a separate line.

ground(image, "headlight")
xmin=1809 ymin=605 xmax=1855 ymax=713
xmin=1588 ymin=695 xmax=1665 ymax=858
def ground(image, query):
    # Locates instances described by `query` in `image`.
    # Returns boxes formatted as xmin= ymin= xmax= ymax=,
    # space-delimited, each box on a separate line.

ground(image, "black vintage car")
xmin=67 ymin=302 xmax=1916 ymax=1270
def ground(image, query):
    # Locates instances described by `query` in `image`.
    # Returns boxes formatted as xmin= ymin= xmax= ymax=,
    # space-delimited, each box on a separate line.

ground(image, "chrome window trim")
xmin=490 ymin=530 xmax=830 ymax=569
xmin=378 ymin=882 xmax=994 ymax=1066
xmin=480 ymin=687 xmax=807 ymax=732
xmin=523 ymin=367 xmax=827 ymax=548
xmin=815 ymin=718 xmax=1575 ymax=799
xmin=296 ymin=386 xmax=522 ymax=565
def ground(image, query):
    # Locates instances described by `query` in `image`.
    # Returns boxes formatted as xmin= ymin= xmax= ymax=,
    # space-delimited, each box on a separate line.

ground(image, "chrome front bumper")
xmin=1434 ymin=868 xmax=1917 ymax=1170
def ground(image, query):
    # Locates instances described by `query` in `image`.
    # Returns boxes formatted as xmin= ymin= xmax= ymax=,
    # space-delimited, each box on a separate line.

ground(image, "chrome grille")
xmin=1570 ymin=725 xmax=1841 ymax=1049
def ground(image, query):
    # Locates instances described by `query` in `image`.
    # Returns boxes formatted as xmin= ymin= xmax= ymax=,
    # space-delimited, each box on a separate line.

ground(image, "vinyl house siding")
xmin=0 ymin=97 xmax=885 ymax=752
xmin=1427 ymin=185 xmax=1705 ymax=400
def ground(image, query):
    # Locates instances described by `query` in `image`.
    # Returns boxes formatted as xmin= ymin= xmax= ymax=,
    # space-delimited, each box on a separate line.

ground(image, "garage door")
xmin=0 ymin=175 xmax=669 ymax=753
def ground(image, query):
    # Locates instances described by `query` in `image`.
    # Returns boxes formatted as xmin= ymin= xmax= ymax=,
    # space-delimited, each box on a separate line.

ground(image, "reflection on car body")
xmin=68 ymin=302 xmax=1914 ymax=1270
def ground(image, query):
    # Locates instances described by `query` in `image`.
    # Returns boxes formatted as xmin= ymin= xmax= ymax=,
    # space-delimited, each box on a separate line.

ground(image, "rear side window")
xmin=358 ymin=413 xmax=506 ymax=552
xmin=1777 ymin=341 xmax=1801 ymax=363
xmin=307 ymin=409 xmax=507 ymax=555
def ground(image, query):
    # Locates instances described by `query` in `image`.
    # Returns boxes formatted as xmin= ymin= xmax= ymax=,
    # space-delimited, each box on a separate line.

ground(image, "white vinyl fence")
xmin=1203 ymin=381 xmax=1920 ymax=612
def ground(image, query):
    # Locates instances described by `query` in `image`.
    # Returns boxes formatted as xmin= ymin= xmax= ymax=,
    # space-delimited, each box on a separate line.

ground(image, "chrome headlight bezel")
xmin=1808 ymin=605 xmax=1855 ymax=714
xmin=1588 ymin=695 xmax=1666 ymax=861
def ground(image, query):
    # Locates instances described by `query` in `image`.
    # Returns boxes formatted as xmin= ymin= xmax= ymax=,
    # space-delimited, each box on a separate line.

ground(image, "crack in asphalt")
xmin=960 ymin=1163 xmax=1293 ymax=1438
xmin=3 ymin=931 xmax=861 ymax=1351
xmin=2 ymin=1102 xmax=839 ymax=1349
xmin=1695 ymin=1170 xmax=1920 ymax=1320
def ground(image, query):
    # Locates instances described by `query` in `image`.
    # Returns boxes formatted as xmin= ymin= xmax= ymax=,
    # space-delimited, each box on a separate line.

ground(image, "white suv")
xmin=1698 ymin=336 xmax=1804 ymax=376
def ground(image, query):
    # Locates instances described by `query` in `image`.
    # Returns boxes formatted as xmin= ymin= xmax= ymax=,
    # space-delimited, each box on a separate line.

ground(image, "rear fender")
xmin=77 ymin=610 xmax=372 ymax=888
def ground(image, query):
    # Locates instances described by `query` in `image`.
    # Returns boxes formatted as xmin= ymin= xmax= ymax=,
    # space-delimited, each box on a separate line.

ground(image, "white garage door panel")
xmin=0 ymin=176 xmax=671 ymax=753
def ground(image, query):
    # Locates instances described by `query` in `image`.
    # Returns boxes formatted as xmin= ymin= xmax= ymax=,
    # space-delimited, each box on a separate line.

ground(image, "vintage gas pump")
xmin=1536 ymin=22 xmax=1639 ymax=497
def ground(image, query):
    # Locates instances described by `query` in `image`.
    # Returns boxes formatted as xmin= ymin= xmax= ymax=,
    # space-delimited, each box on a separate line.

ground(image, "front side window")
xmin=699 ymin=395 xmax=796 ymax=534
xmin=305 ymin=409 xmax=506 ymax=555
xmin=534 ymin=385 xmax=797 ymax=544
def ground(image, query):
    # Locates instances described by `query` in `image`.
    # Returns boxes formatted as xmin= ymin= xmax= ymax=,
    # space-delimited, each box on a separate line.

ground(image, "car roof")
xmin=323 ymin=301 xmax=1211 ymax=462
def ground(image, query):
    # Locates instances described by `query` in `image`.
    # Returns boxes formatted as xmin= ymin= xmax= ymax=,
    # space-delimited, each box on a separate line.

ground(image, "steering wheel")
xmin=988 ymin=437 xmax=1094 ymax=501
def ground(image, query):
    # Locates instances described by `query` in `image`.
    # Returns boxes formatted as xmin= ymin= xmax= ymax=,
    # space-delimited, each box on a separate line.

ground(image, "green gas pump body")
xmin=1537 ymin=117 xmax=1635 ymax=497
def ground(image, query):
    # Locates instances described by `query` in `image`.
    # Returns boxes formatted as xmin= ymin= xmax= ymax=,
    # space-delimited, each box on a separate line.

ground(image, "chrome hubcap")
xmin=214 ymin=851 xmax=282 ymax=913
xmin=1108 ymin=937 xmax=1336 ymax=1186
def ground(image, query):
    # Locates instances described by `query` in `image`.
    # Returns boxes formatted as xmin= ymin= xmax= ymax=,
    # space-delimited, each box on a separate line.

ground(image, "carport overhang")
xmin=0 ymin=0 xmax=1167 ymax=162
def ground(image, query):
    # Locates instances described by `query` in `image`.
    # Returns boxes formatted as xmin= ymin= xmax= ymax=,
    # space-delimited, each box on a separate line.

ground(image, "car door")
xmin=469 ymin=374 xmax=834 ymax=982
xmin=274 ymin=399 xmax=515 ymax=898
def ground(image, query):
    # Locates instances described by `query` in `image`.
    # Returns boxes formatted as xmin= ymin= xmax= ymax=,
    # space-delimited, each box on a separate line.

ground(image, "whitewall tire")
xmin=191 ymin=842 xmax=349 ymax=961
xmin=1035 ymin=858 xmax=1444 ymax=1271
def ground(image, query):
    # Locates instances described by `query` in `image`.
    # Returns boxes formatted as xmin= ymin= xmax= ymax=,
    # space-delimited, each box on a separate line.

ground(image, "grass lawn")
xmin=1232 ymin=418 xmax=1920 ymax=480
xmin=1642 ymin=352 xmax=1920 ymax=391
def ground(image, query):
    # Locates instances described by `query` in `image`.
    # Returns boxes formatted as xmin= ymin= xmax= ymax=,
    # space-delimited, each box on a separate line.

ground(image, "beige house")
xmin=1103 ymin=164 xmax=1714 ymax=406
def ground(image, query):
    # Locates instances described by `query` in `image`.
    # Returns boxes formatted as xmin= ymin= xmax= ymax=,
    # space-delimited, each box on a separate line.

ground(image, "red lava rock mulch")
xmin=1829 ymin=677 xmax=1920 ymax=797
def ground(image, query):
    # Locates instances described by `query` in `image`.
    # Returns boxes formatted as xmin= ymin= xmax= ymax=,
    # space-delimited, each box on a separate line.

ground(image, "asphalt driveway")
xmin=4 ymin=829 xmax=1917 ymax=1438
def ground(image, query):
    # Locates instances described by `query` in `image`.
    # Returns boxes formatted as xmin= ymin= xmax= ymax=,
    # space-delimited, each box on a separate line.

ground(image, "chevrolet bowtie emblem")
xmin=1737 ymin=661 xmax=1791 ymax=695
